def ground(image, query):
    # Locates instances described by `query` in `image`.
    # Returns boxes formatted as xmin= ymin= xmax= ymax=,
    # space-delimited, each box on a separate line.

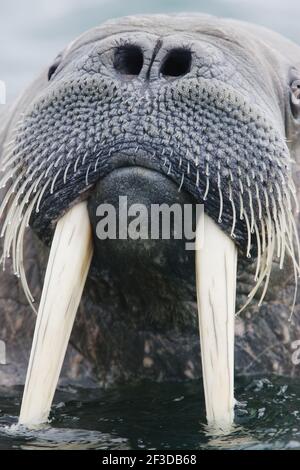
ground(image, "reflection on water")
xmin=1 ymin=376 xmax=300 ymax=450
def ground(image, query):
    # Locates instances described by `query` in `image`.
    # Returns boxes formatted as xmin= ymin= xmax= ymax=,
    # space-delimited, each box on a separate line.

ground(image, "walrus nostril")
xmin=114 ymin=45 xmax=144 ymax=76
xmin=160 ymin=48 xmax=192 ymax=78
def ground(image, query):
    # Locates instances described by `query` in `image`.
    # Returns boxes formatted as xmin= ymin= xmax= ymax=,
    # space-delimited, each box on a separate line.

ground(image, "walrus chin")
xmin=0 ymin=13 xmax=300 ymax=431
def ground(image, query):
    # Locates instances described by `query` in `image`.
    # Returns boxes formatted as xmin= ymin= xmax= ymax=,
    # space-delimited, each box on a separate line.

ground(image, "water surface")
xmin=1 ymin=376 xmax=300 ymax=450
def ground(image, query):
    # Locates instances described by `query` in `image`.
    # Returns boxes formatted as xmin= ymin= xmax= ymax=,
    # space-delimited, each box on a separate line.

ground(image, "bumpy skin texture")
xmin=0 ymin=13 xmax=300 ymax=386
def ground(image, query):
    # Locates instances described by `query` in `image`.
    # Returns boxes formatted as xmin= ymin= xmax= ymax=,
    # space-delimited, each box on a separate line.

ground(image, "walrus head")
xmin=0 ymin=14 xmax=299 ymax=427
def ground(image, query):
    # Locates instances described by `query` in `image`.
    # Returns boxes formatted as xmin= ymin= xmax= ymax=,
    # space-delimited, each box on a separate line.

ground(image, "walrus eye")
xmin=290 ymin=79 xmax=300 ymax=118
xmin=48 ymin=58 xmax=61 ymax=81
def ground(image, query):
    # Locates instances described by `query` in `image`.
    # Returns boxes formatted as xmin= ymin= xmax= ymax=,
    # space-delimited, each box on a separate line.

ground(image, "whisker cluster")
xmin=0 ymin=75 xmax=299 ymax=317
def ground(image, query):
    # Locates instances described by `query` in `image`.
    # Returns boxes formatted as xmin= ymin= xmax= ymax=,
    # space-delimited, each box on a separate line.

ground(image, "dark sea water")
xmin=0 ymin=376 xmax=300 ymax=450
xmin=1 ymin=0 xmax=300 ymax=451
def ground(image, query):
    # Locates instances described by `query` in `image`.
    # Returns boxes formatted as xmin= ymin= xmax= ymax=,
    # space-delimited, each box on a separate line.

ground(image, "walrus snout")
xmin=113 ymin=42 xmax=192 ymax=80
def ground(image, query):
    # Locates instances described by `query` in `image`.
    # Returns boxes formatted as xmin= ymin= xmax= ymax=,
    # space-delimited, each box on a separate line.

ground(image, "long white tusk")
xmin=19 ymin=201 xmax=93 ymax=426
xmin=196 ymin=213 xmax=237 ymax=430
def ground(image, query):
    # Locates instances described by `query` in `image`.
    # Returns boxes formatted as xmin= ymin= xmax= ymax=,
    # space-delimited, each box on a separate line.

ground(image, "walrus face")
xmin=9 ymin=22 xmax=292 ymax=249
xmin=0 ymin=14 xmax=299 ymax=427
xmin=2 ymin=15 xmax=298 ymax=303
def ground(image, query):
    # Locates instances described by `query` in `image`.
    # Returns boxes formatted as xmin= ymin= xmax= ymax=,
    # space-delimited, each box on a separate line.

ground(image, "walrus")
xmin=0 ymin=13 xmax=299 ymax=426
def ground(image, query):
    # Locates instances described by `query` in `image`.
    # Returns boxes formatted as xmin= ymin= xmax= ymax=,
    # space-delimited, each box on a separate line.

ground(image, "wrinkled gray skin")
xmin=0 ymin=13 xmax=300 ymax=388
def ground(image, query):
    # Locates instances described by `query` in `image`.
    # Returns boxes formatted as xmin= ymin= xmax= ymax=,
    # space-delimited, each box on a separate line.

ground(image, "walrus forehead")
xmin=64 ymin=13 xmax=290 ymax=54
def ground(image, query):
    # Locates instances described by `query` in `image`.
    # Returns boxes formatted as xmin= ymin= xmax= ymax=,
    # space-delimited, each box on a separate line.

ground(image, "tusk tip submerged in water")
xmin=196 ymin=213 xmax=237 ymax=430
xmin=19 ymin=201 xmax=93 ymax=426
